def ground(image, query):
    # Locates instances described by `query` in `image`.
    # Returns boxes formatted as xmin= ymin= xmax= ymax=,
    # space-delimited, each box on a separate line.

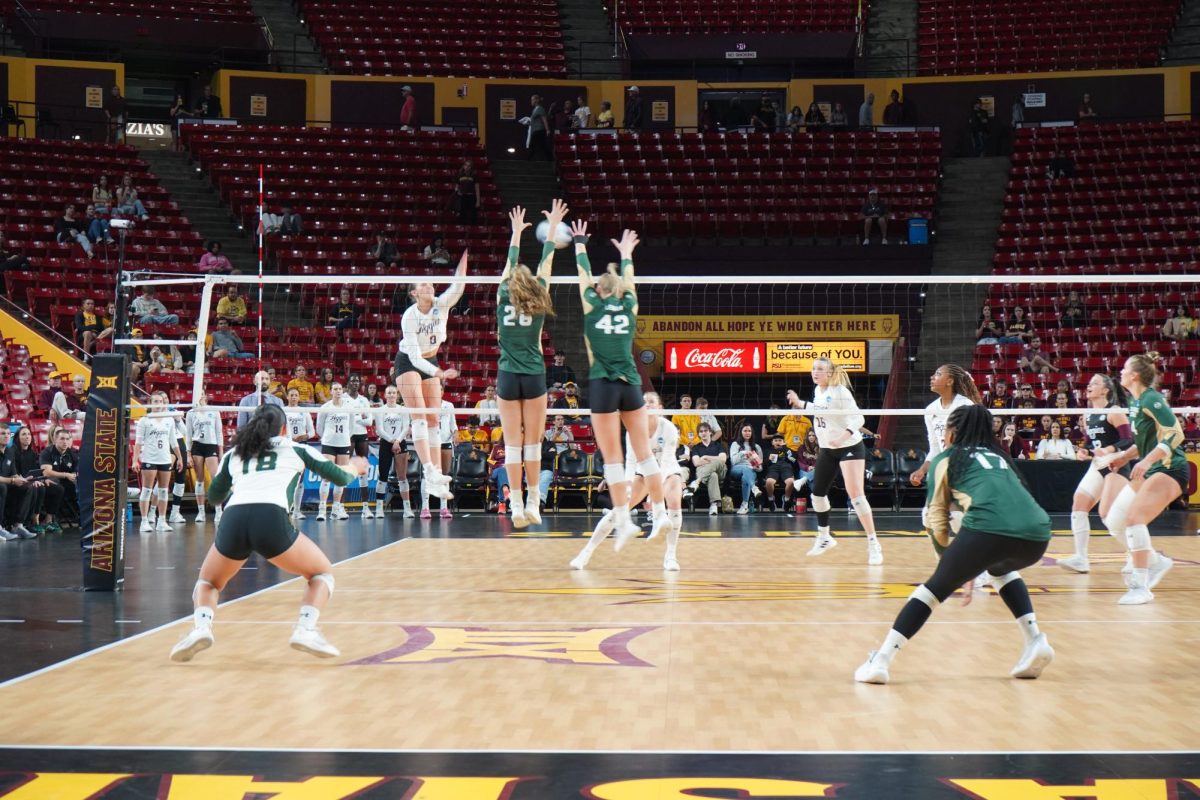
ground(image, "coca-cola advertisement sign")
xmin=664 ymin=341 xmax=766 ymax=374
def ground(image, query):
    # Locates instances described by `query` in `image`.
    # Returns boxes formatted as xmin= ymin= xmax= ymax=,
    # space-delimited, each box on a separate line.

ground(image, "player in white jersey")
xmin=421 ymin=400 xmax=457 ymax=519
xmin=164 ymin=401 xmax=192 ymax=524
xmin=910 ymin=364 xmax=980 ymax=535
xmin=170 ymin=404 xmax=366 ymax=663
xmin=284 ymin=387 xmax=316 ymax=519
xmin=571 ymin=392 xmax=685 ymax=571
xmin=394 ymin=250 xmax=468 ymax=501
xmin=186 ymin=390 xmax=225 ymax=524
xmin=343 ymin=373 xmax=376 ymax=518
xmin=374 ymin=385 xmax=415 ymax=518
xmin=785 ymin=356 xmax=882 ymax=564
xmin=315 ymin=382 xmax=355 ymax=521
xmin=133 ymin=391 xmax=184 ymax=534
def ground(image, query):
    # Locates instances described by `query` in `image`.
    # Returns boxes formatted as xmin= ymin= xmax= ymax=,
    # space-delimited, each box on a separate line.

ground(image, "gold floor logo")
xmin=347 ymin=625 xmax=657 ymax=667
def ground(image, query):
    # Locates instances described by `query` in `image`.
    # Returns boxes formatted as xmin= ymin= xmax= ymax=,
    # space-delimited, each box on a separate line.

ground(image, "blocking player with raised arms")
xmin=315 ymin=382 xmax=354 ymax=521
xmin=374 ymin=385 xmax=414 ymax=518
xmin=495 ymin=200 xmax=562 ymax=527
xmin=785 ymin=356 xmax=882 ymax=565
xmin=570 ymin=219 xmax=670 ymax=548
xmin=855 ymin=404 xmax=1054 ymax=685
xmin=185 ymin=390 xmax=224 ymax=524
xmin=170 ymin=404 xmax=366 ymax=662
xmin=133 ymin=391 xmax=184 ymax=534
xmin=1058 ymin=374 xmax=1132 ymax=574
xmin=283 ymin=387 xmax=315 ymax=519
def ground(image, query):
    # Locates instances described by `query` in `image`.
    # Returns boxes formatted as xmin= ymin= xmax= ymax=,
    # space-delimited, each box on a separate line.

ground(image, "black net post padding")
xmin=79 ymin=353 xmax=130 ymax=592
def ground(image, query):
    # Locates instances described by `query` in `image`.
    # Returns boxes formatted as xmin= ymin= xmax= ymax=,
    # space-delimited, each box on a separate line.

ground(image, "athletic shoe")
xmin=291 ymin=509 xmax=305 ymax=521
xmin=647 ymin=511 xmax=671 ymax=541
xmin=332 ymin=504 xmax=350 ymax=521
xmin=194 ymin=508 xmax=206 ymax=524
xmin=687 ymin=478 xmax=700 ymax=493
xmin=1057 ymin=554 xmax=1090 ymax=574
xmin=168 ymin=508 xmax=185 ymax=524
xmin=140 ymin=518 xmax=153 ymax=533
xmin=420 ymin=507 xmax=431 ymax=520
xmin=0 ymin=528 xmax=15 ymax=541
xmin=511 ymin=505 xmax=529 ymax=529
xmin=569 ymin=549 xmax=592 ymax=570
xmin=425 ymin=480 xmax=454 ymax=501
xmin=1148 ymin=554 xmax=1174 ymax=590
xmin=497 ymin=502 xmax=507 ymax=514
xmin=663 ymin=556 xmax=680 ymax=572
xmin=440 ymin=506 xmax=453 ymax=520
xmin=973 ymin=573 xmax=990 ymax=590
xmin=1118 ymin=585 xmax=1154 ymax=605
xmin=403 ymin=508 xmax=415 ymax=519
xmin=612 ymin=519 xmax=643 ymax=552
xmin=1010 ymin=633 xmax=1054 ymax=679
xmin=316 ymin=506 xmax=327 ymax=522
xmin=867 ymin=539 xmax=883 ymax=566
xmin=44 ymin=522 xmax=62 ymax=535
xmin=169 ymin=625 xmax=213 ymax=662
xmin=289 ymin=626 xmax=340 ymax=658
xmin=213 ymin=508 xmax=222 ymax=526
xmin=525 ymin=499 xmax=542 ymax=525
xmin=737 ymin=503 xmax=749 ymax=515
xmin=681 ymin=486 xmax=694 ymax=499
xmin=360 ymin=505 xmax=375 ymax=519
xmin=854 ymin=651 xmax=890 ymax=684
xmin=375 ymin=503 xmax=386 ymax=517
xmin=751 ymin=485 xmax=762 ymax=498
xmin=154 ymin=518 xmax=171 ymax=533
xmin=12 ymin=524 xmax=36 ymax=540
xmin=807 ymin=533 xmax=837 ymax=556
xmin=796 ymin=476 xmax=808 ymax=490
xmin=708 ymin=502 xmax=719 ymax=516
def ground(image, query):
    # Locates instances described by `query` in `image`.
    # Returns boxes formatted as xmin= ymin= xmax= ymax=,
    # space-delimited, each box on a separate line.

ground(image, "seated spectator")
xmin=147 ymin=345 xmax=183 ymax=374
xmin=804 ymin=101 xmax=826 ymax=131
xmin=198 ymin=241 xmax=234 ymax=274
xmin=882 ymin=90 xmax=904 ymax=125
xmin=762 ymin=431 xmax=797 ymax=511
xmin=131 ymin=286 xmax=180 ymax=326
xmin=264 ymin=202 xmax=303 ymax=235
xmin=474 ymin=383 xmax=499 ymax=426
xmin=861 ymin=188 xmax=888 ymax=245
xmin=74 ymin=298 xmax=104 ymax=356
xmin=796 ymin=429 xmax=819 ymax=492
xmin=1077 ymin=93 xmax=1097 ymax=120
xmin=0 ymin=230 xmax=31 ymax=279
xmin=998 ymin=305 xmax=1034 ymax=343
xmin=125 ymin=328 xmax=151 ymax=382
xmin=97 ymin=302 xmax=117 ymax=348
xmin=553 ymin=381 xmax=585 ymax=421
xmin=688 ymin=423 xmax=727 ymax=515
xmin=1047 ymin=150 xmax=1075 ymax=180
xmin=11 ymin=426 xmax=59 ymax=535
xmin=287 ymin=365 xmax=315 ymax=404
xmin=84 ymin=204 xmax=112 ymax=245
xmin=695 ymin=397 xmax=722 ymax=440
xmin=56 ymin=205 xmax=93 ymax=258
xmin=215 ymin=284 xmax=248 ymax=324
xmin=209 ymin=317 xmax=252 ymax=359
xmin=1036 ymin=422 xmax=1075 ymax=461
xmin=999 ymin=421 xmax=1029 ymax=459
xmin=537 ymin=439 xmax=557 ymax=508
xmin=546 ymin=352 xmax=576 ymax=390
xmin=728 ymin=424 xmax=762 ymax=514
xmin=423 ymin=236 xmax=452 ymax=266
xmin=326 ymin=287 xmax=361 ymax=340
xmin=92 ymin=175 xmax=113 ymax=213
xmin=114 ymin=175 xmax=149 ymax=220
xmin=784 ymin=105 xmax=803 ymax=133
xmin=370 ymin=231 xmax=400 ymax=268
xmin=50 ymin=374 xmax=88 ymax=423
xmin=1015 ymin=396 xmax=1040 ymax=436
xmin=544 ymin=413 xmax=574 ymax=453
xmin=1059 ymin=291 xmax=1087 ymax=328
xmin=976 ymin=304 xmax=1003 ymax=343
xmin=1019 ymin=336 xmax=1057 ymax=374
xmin=487 ymin=441 xmax=509 ymax=509
xmin=1162 ymin=305 xmax=1194 ymax=341
xmin=828 ymin=102 xmax=848 ymax=129
xmin=313 ymin=367 xmax=335 ymax=404
xmin=0 ymin=426 xmax=39 ymax=539
xmin=985 ymin=378 xmax=1013 ymax=409
xmin=751 ymin=95 xmax=776 ymax=131
xmin=778 ymin=393 xmax=813 ymax=453
xmin=456 ymin=417 xmax=490 ymax=447
xmin=40 ymin=427 xmax=79 ymax=525
xmin=595 ymin=100 xmax=614 ymax=129
xmin=179 ymin=329 xmax=198 ymax=374
xmin=266 ymin=367 xmax=286 ymax=399
xmin=38 ymin=373 xmax=63 ymax=415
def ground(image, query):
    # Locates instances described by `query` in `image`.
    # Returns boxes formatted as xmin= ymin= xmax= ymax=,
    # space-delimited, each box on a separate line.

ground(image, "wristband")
xmin=572 ymin=234 xmax=589 ymax=245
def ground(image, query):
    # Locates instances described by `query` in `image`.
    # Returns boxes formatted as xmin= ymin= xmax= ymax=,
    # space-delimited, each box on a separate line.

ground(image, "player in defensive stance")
xmin=855 ymin=404 xmax=1054 ymax=684
xmin=496 ymin=201 xmax=562 ymax=527
xmin=570 ymin=220 xmax=670 ymax=547
xmin=785 ymin=357 xmax=882 ymax=565
xmin=1058 ymin=374 xmax=1132 ymax=574
xmin=1102 ymin=353 xmax=1183 ymax=604
xmin=170 ymin=404 xmax=365 ymax=662
xmin=571 ymin=391 xmax=684 ymax=571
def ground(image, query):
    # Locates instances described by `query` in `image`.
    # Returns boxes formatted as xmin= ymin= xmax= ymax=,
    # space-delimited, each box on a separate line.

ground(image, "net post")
xmin=191 ymin=275 xmax=219 ymax=406
xmin=79 ymin=354 xmax=130 ymax=591
xmin=257 ymin=163 xmax=264 ymax=365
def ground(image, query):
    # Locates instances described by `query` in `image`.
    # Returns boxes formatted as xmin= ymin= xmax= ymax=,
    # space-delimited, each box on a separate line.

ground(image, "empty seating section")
xmin=979 ymin=121 xmax=1200 ymax=406
xmin=614 ymin=0 xmax=860 ymax=34
xmin=556 ymin=130 xmax=940 ymax=241
xmin=301 ymin=0 xmax=566 ymax=76
xmin=10 ymin=0 xmax=254 ymax=20
xmin=918 ymin=0 xmax=1178 ymax=75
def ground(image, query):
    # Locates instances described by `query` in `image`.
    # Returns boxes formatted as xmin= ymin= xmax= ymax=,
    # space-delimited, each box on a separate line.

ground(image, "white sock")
xmin=194 ymin=607 xmax=214 ymax=627
xmin=586 ymin=510 xmax=615 ymax=549
xmin=1016 ymin=612 xmax=1040 ymax=644
xmin=195 ymin=492 xmax=205 ymax=511
xmin=421 ymin=480 xmax=430 ymax=510
xmin=818 ymin=525 xmax=831 ymax=538
xmin=403 ymin=498 xmax=412 ymax=511
xmin=877 ymin=629 xmax=907 ymax=664
xmin=666 ymin=510 xmax=682 ymax=557
xmin=510 ymin=486 xmax=524 ymax=510
xmin=375 ymin=499 xmax=385 ymax=514
xmin=318 ymin=480 xmax=330 ymax=504
xmin=652 ymin=500 xmax=666 ymax=518
xmin=526 ymin=486 xmax=539 ymax=507
xmin=1070 ymin=510 xmax=1090 ymax=557
xmin=298 ymin=605 xmax=320 ymax=630
xmin=1131 ymin=567 xmax=1149 ymax=588
xmin=612 ymin=503 xmax=630 ymax=522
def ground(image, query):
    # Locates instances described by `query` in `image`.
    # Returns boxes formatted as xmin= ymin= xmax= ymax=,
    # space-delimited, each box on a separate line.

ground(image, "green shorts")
xmin=1147 ymin=462 xmax=1190 ymax=496
xmin=214 ymin=503 xmax=298 ymax=561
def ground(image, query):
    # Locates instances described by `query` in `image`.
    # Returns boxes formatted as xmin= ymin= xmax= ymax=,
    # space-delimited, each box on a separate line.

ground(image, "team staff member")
xmin=170 ymin=405 xmax=366 ymax=663
xmin=495 ymin=202 xmax=562 ymax=528
xmin=0 ymin=427 xmax=37 ymax=540
xmin=856 ymin=404 xmax=1054 ymax=684
xmin=39 ymin=428 xmax=79 ymax=526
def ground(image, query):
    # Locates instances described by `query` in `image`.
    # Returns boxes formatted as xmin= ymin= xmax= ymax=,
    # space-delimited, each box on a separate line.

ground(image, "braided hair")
xmin=939 ymin=363 xmax=982 ymax=403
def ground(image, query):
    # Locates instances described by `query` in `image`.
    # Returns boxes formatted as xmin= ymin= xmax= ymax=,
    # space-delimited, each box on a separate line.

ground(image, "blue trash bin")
xmin=908 ymin=218 xmax=929 ymax=245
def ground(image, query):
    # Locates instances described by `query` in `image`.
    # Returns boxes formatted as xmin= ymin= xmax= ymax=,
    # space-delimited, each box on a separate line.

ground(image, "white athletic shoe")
xmin=569 ymin=549 xmax=593 ymax=570
xmin=316 ymin=504 xmax=327 ymax=521
xmin=1057 ymin=554 xmax=1090 ymax=574
xmin=867 ymin=539 xmax=883 ymax=566
xmin=213 ymin=508 xmax=222 ymax=526
xmin=663 ymin=556 xmax=680 ymax=572
xmin=973 ymin=573 xmax=990 ymax=590
xmin=332 ymin=504 xmax=350 ymax=521
xmin=613 ymin=519 xmax=643 ymax=552
xmin=403 ymin=507 xmax=415 ymax=519
xmin=1010 ymin=633 xmax=1054 ymax=679
xmin=170 ymin=625 xmax=213 ymax=662
xmin=291 ymin=509 xmax=305 ymax=520
xmin=854 ymin=651 xmax=890 ymax=684
xmin=737 ymin=503 xmax=749 ymax=515
xmin=139 ymin=518 xmax=153 ymax=533
xmin=687 ymin=478 xmax=700 ymax=493
xmin=510 ymin=504 xmax=529 ymax=529
xmin=708 ymin=502 xmax=719 ymax=516
xmin=360 ymin=505 xmax=375 ymax=519
xmin=154 ymin=518 xmax=172 ymax=533
xmin=1118 ymin=585 xmax=1154 ymax=605
xmin=751 ymin=485 xmax=762 ymax=498
xmin=194 ymin=508 xmax=206 ymax=524
xmin=375 ymin=503 xmax=386 ymax=517
xmin=647 ymin=511 xmax=671 ymax=541
xmin=525 ymin=499 xmax=542 ymax=525
xmin=289 ymin=626 xmax=340 ymax=658
xmin=807 ymin=532 xmax=837 ymax=556
xmin=425 ymin=479 xmax=454 ymax=501
xmin=1148 ymin=554 xmax=1174 ymax=590
xmin=168 ymin=508 xmax=185 ymax=524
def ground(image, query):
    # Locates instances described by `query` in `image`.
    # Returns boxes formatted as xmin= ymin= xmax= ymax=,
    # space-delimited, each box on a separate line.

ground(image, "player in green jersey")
xmin=1102 ymin=353 xmax=1184 ymax=605
xmin=496 ymin=200 xmax=563 ymax=528
xmin=570 ymin=218 xmax=670 ymax=549
xmin=856 ymin=404 xmax=1054 ymax=684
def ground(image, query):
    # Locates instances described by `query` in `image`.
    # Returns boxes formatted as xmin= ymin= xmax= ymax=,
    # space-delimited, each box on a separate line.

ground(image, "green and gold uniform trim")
xmin=1129 ymin=387 xmax=1187 ymax=474
xmin=497 ymin=240 xmax=554 ymax=376
xmin=576 ymin=251 xmax=640 ymax=384
xmin=926 ymin=446 xmax=1051 ymax=545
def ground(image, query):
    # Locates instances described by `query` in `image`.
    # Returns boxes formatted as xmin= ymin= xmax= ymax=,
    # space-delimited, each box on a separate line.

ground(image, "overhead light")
xmin=72 ymin=134 xmax=81 ymax=140
xmin=506 ymin=147 xmax=515 ymax=153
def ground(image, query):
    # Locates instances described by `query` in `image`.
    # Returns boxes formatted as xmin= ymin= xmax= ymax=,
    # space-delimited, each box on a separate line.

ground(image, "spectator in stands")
xmin=314 ymin=367 xmax=335 ymax=404
xmin=115 ymin=175 xmax=150 ymax=220
xmin=84 ymin=204 xmax=112 ymax=246
xmin=1047 ymin=150 xmax=1075 ymax=180
xmin=474 ymin=383 xmax=499 ymax=426
xmin=574 ymin=95 xmax=592 ymax=129
xmin=104 ymin=85 xmax=127 ymax=144
xmin=456 ymin=417 xmax=490 ymax=448
xmin=371 ymin=231 xmax=401 ymax=268
xmin=209 ymin=318 xmax=252 ymax=359
xmin=752 ymin=95 xmax=776 ymax=132
xmin=56 ymin=205 xmax=93 ymax=258
xmin=968 ymin=98 xmax=990 ymax=157
xmin=486 ymin=440 xmax=510 ymax=509
xmin=861 ymin=188 xmax=888 ymax=245
xmin=1162 ymin=305 xmax=1194 ymax=340
xmin=536 ymin=438 xmax=556 ymax=508
xmin=0 ymin=231 xmax=30 ymax=278
xmin=555 ymin=100 xmax=576 ymax=134
xmin=999 ymin=305 xmax=1034 ymax=343
xmin=1077 ymin=93 xmax=1097 ymax=120
xmin=696 ymin=397 xmax=722 ymax=440
xmin=544 ymin=413 xmax=574 ymax=453
xmin=976 ymin=304 xmax=1003 ymax=343
xmin=40 ymin=428 xmax=79 ymax=525
xmin=198 ymin=241 xmax=234 ymax=274
xmin=96 ymin=301 xmax=117 ymax=348
xmin=125 ymin=328 xmax=150 ymax=382
xmin=39 ymin=373 xmax=63 ymax=415
xmin=672 ymin=393 xmax=701 ymax=448
xmin=553 ymin=381 xmax=584 ymax=420
xmin=364 ymin=381 xmax=381 ymax=407
xmin=986 ymin=378 xmax=1013 ymax=409
xmin=729 ymin=424 xmax=763 ymax=515
xmin=784 ymin=105 xmax=803 ymax=132
xmin=882 ymin=90 xmax=904 ymax=125
xmin=624 ymin=86 xmax=643 ymax=132
xmin=263 ymin=202 xmax=303 ymax=235
xmin=132 ymin=286 xmax=180 ymax=326
xmin=74 ymin=298 xmax=104 ymax=356
xmin=689 ymin=422 xmax=727 ymax=516
xmin=327 ymin=287 xmax=361 ymax=341
xmin=169 ymin=94 xmax=186 ymax=150
xmin=546 ymin=352 xmax=575 ymax=390
xmin=1036 ymin=421 xmax=1075 ymax=462
xmin=796 ymin=429 xmax=819 ymax=493
xmin=287 ymin=365 xmax=315 ymax=404
xmin=454 ymin=160 xmax=481 ymax=224
xmin=266 ymin=367 xmax=286 ymax=399
xmin=236 ymin=370 xmax=283 ymax=428
xmin=1059 ymin=291 xmax=1087 ymax=328
xmin=761 ymin=431 xmax=797 ymax=511
xmin=399 ymin=85 xmax=418 ymax=131
xmin=1011 ymin=97 xmax=1025 ymax=128
xmin=194 ymin=84 xmax=222 ymax=117
xmin=696 ymin=100 xmax=717 ymax=133
xmin=1000 ymin=421 xmax=1029 ymax=460
xmin=803 ymin=102 xmax=826 ymax=131
xmin=829 ymin=102 xmax=848 ymax=129
xmin=524 ymin=95 xmax=552 ymax=160
xmin=92 ymin=175 xmax=113 ymax=214
xmin=178 ymin=329 xmax=198 ymax=374
xmin=422 ymin=236 xmax=452 ymax=267
xmin=595 ymin=100 xmax=614 ymax=129
xmin=50 ymin=374 xmax=87 ymax=423
xmin=215 ymin=284 xmax=248 ymax=324
xmin=858 ymin=93 xmax=874 ymax=129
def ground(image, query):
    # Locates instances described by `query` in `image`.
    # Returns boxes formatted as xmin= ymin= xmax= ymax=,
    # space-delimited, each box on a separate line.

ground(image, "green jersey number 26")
xmin=594 ymin=313 xmax=630 ymax=335
xmin=502 ymin=306 xmax=533 ymax=327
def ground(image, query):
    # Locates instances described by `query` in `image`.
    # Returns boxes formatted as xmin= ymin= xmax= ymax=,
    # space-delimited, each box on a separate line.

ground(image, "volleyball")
xmin=535 ymin=220 xmax=573 ymax=249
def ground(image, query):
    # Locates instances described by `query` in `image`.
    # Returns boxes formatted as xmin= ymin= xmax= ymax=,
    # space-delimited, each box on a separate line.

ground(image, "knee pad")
xmin=1103 ymin=485 xmax=1136 ymax=539
xmin=376 ymin=480 xmax=390 ymax=494
xmin=910 ymin=584 xmax=940 ymax=610
xmin=603 ymin=463 xmax=626 ymax=486
xmin=668 ymin=509 xmax=682 ymax=526
xmin=990 ymin=571 xmax=1021 ymax=590
xmin=396 ymin=479 xmax=409 ymax=493
xmin=850 ymin=495 xmax=872 ymax=517
xmin=192 ymin=579 xmax=214 ymax=603
xmin=811 ymin=495 xmax=831 ymax=514
xmin=410 ymin=419 xmax=428 ymax=441
xmin=637 ymin=457 xmax=660 ymax=477
xmin=505 ymin=445 xmax=523 ymax=464
xmin=311 ymin=572 xmax=335 ymax=597
xmin=172 ymin=482 xmax=185 ymax=498
xmin=154 ymin=487 xmax=170 ymax=502
xmin=1125 ymin=523 xmax=1152 ymax=552
xmin=139 ymin=486 xmax=153 ymax=502
xmin=523 ymin=443 xmax=541 ymax=462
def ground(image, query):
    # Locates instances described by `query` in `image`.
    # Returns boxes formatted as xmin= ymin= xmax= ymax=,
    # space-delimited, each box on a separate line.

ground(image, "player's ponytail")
xmin=1096 ymin=373 xmax=1126 ymax=406
xmin=233 ymin=404 xmax=285 ymax=461
xmin=507 ymin=263 xmax=555 ymax=317
xmin=1126 ymin=352 xmax=1160 ymax=389
xmin=596 ymin=262 xmax=624 ymax=298
xmin=815 ymin=357 xmax=853 ymax=390
xmin=941 ymin=363 xmax=982 ymax=403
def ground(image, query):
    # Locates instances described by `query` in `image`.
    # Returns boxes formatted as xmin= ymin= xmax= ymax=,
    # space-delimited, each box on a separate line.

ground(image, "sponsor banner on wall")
xmin=664 ymin=341 xmax=765 ymax=374
xmin=766 ymin=341 xmax=866 ymax=373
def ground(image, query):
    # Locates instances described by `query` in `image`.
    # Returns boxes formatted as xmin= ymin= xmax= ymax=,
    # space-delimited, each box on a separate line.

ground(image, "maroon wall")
xmin=34 ymin=64 xmax=119 ymax=141
xmin=329 ymin=80 xmax=435 ymax=127
xmin=229 ymin=75 xmax=307 ymax=125
xmin=1191 ymin=71 xmax=1200 ymax=119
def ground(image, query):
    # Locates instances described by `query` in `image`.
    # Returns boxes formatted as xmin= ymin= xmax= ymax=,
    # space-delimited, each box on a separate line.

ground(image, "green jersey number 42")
xmin=594 ymin=313 xmax=630 ymax=335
